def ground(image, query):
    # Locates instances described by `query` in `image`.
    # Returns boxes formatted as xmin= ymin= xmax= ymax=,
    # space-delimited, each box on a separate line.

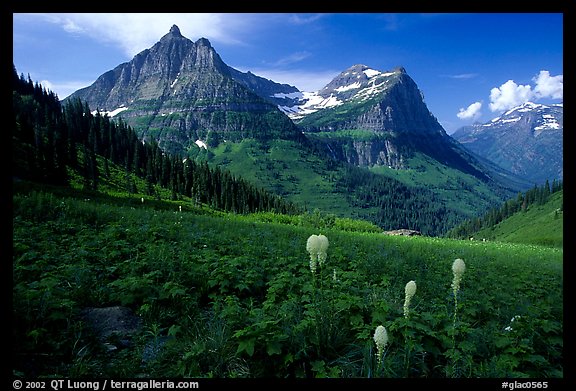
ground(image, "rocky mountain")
xmin=63 ymin=27 xmax=520 ymax=188
xmin=227 ymin=67 xmax=303 ymax=110
xmin=452 ymin=102 xmax=563 ymax=185
xmin=64 ymin=25 xmax=303 ymax=155
xmin=60 ymin=26 xmax=534 ymax=234
xmin=291 ymin=64 xmax=500 ymax=182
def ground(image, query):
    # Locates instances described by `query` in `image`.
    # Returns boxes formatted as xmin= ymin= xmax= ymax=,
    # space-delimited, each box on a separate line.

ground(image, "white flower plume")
xmin=373 ymin=325 xmax=389 ymax=366
xmin=451 ymin=258 xmax=466 ymax=296
xmin=306 ymin=234 xmax=329 ymax=273
xmin=403 ymin=280 xmax=417 ymax=318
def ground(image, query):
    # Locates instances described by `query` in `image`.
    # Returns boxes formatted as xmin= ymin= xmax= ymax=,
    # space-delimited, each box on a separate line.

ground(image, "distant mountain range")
xmin=62 ymin=25 xmax=548 ymax=234
xmin=452 ymin=102 xmax=563 ymax=185
xmin=65 ymin=28 xmax=511 ymax=183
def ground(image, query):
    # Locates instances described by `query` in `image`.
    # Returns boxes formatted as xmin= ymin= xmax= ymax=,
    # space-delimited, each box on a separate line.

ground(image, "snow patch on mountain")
xmin=335 ymin=82 xmax=362 ymax=92
xmin=504 ymin=101 xmax=544 ymax=115
xmin=91 ymin=106 xmax=129 ymax=117
xmin=363 ymin=69 xmax=381 ymax=78
xmin=282 ymin=91 xmax=343 ymax=119
xmin=280 ymin=66 xmax=403 ymax=120
xmin=170 ymin=72 xmax=180 ymax=88
xmin=534 ymin=115 xmax=560 ymax=135
xmin=355 ymin=78 xmax=393 ymax=101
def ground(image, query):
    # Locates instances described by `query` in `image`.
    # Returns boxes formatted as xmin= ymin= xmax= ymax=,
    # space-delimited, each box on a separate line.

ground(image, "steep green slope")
xmin=202 ymin=138 xmax=513 ymax=235
xmin=473 ymin=190 xmax=563 ymax=247
xmin=368 ymin=151 xmax=513 ymax=217
xmin=13 ymin=185 xmax=563 ymax=378
xmin=207 ymin=139 xmax=350 ymax=213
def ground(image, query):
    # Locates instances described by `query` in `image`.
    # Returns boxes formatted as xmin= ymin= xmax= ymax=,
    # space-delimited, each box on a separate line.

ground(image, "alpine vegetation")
xmin=373 ymin=325 xmax=389 ymax=368
xmin=449 ymin=258 xmax=467 ymax=376
xmin=451 ymin=258 xmax=466 ymax=328
xmin=306 ymin=234 xmax=329 ymax=274
xmin=403 ymin=280 xmax=417 ymax=318
xmin=451 ymin=258 xmax=466 ymax=298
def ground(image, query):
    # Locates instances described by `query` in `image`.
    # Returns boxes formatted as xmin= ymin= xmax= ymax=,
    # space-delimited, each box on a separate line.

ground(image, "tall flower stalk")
xmin=373 ymin=325 xmax=389 ymax=372
xmin=306 ymin=234 xmax=329 ymax=275
xmin=451 ymin=259 xmax=466 ymax=328
xmin=305 ymin=234 xmax=329 ymax=355
xmin=402 ymin=280 xmax=417 ymax=375
xmin=449 ymin=258 xmax=466 ymax=376
xmin=403 ymin=280 xmax=417 ymax=319
xmin=451 ymin=258 xmax=466 ymax=300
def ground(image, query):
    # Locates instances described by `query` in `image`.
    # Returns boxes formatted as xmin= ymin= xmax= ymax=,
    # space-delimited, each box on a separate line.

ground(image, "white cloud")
xmin=288 ymin=14 xmax=325 ymax=25
xmin=488 ymin=71 xmax=563 ymax=112
xmin=28 ymin=13 xmax=259 ymax=57
xmin=489 ymin=80 xmax=534 ymax=112
xmin=533 ymin=70 xmax=563 ymax=100
xmin=457 ymin=101 xmax=482 ymax=120
xmin=448 ymin=73 xmax=478 ymax=80
xmin=270 ymin=51 xmax=312 ymax=67
xmin=61 ymin=19 xmax=84 ymax=34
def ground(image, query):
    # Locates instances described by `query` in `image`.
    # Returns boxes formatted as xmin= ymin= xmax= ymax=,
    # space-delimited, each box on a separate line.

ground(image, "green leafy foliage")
xmin=11 ymin=66 xmax=563 ymax=380
xmin=13 ymin=189 xmax=563 ymax=378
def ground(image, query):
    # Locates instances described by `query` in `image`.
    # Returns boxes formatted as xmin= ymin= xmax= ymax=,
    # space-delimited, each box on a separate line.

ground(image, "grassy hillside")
xmin=12 ymin=184 xmax=563 ymax=379
xmin=12 ymin=71 xmax=564 ymax=381
xmin=468 ymin=190 xmax=563 ymax=247
xmin=369 ymin=151 xmax=511 ymax=217
xmin=201 ymin=139 xmax=512 ymax=235
xmin=208 ymin=139 xmax=347 ymax=214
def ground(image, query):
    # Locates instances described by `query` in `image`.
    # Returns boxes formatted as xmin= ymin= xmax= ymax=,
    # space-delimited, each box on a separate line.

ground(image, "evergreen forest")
xmin=11 ymin=67 xmax=564 ymax=383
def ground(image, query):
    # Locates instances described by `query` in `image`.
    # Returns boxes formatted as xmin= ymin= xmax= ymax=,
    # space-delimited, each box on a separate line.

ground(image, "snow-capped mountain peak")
xmin=451 ymin=101 xmax=563 ymax=184
xmin=492 ymin=102 xmax=562 ymax=134
xmin=281 ymin=64 xmax=405 ymax=120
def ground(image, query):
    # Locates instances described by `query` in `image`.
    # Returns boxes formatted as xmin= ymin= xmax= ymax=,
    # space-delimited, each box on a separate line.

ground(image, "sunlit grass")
xmin=12 ymin=188 xmax=563 ymax=378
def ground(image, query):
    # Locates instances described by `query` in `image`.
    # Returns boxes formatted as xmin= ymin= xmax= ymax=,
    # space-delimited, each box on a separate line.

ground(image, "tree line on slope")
xmin=12 ymin=66 xmax=301 ymax=215
xmin=337 ymin=164 xmax=464 ymax=236
xmin=445 ymin=179 xmax=563 ymax=239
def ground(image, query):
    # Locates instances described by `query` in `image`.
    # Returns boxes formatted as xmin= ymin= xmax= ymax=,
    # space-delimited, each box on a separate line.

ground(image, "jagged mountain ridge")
xmin=64 ymin=26 xmax=502 ymax=185
xmin=227 ymin=67 xmax=303 ymax=110
xmin=291 ymin=64 xmax=444 ymax=136
xmin=291 ymin=64 xmax=505 ymax=182
xmin=452 ymin=102 xmax=563 ymax=185
xmin=58 ymin=25 xmax=535 ymax=234
xmin=64 ymin=25 xmax=303 ymax=154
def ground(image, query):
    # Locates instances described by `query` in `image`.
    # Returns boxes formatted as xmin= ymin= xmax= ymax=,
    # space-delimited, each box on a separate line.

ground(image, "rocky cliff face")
xmin=296 ymin=65 xmax=487 ymax=178
xmin=318 ymin=135 xmax=406 ymax=168
xmin=64 ymin=25 xmax=302 ymax=154
xmin=295 ymin=65 xmax=444 ymax=135
xmin=452 ymin=102 xmax=563 ymax=184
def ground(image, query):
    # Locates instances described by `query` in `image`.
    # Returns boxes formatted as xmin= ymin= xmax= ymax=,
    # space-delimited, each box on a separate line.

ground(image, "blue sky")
xmin=12 ymin=13 xmax=563 ymax=133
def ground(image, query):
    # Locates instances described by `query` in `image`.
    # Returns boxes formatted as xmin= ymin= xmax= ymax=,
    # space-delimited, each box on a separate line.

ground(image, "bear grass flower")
xmin=309 ymin=258 xmax=317 ymax=274
xmin=306 ymin=234 xmax=329 ymax=273
xmin=451 ymin=258 xmax=466 ymax=296
xmin=403 ymin=280 xmax=417 ymax=318
xmin=373 ymin=325 xmax=389 ymax=367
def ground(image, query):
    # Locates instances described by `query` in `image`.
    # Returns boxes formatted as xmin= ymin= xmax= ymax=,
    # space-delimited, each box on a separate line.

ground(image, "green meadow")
xmin=12 ymin=187 xmax=563 ymax=378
